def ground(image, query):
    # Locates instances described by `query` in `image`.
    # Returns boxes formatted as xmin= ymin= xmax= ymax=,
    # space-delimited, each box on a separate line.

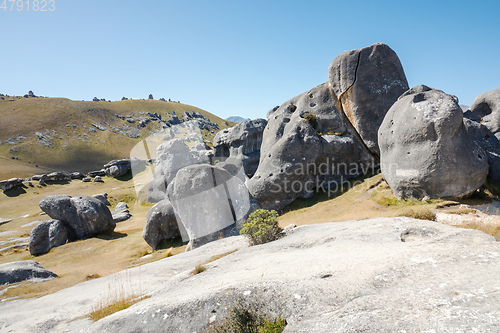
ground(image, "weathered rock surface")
xmin=328 ymin=43 xmax=409 ymax=155
xmin=379 ymin=85 xmax=489 ymax=199
xmin=92 ymin=193 xmax=110 ymax=206
xmin=213 ymin=118 xmax=267 ymax=178
xmin=463 ymin=118 xmax=500 ymax=184
xmin=111 ymin=202 xmax=132 ymax=223
xmin=147 ymin=139 xmax=208 ymax=203
xmin=0 ymin=260 xmax=57 ymax=285
xmin=143 ymin=199 xmax=181 ymax=250
xmin=103 ymin=159 xmax=132 ymax=178
xmin=2 ymin=218 xmax=500 ymax=332
xmin=0 ymin=178 xmax=24 ymax=191
xmin=39 ymin=195 xmax=115 ymax=240
xmin=464 ymin=88 xmax=500 ymax=139
xmin=168 ymin=164 xmax=250 ymax=249
xmin=28 ymin=220 xmax=68 ymax=256
xmin=247 ymin=83 xmax=374 ymax=210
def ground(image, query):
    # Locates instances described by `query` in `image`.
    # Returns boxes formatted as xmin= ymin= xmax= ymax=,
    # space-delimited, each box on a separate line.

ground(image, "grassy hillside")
xmin=0 ymin=96 xmax=233 ymax=179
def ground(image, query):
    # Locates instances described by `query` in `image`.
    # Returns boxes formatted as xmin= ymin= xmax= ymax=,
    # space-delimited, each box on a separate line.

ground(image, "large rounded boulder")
xmin=167 ymin=164 xmax=251 ymax=249
xmin=143 ymin=199 xmax=182 ymax=251
xmin=378 ymin=85 xmax=489 ymax=199
xmin=246 ymin=83 xmax=374 ymax=210
xmin=328 ymin=42 xmax=409 ymax=155
xmin=28 ymin=220 xmax=68 ymax=256
xmin=39 ymin=195 xmax=115 ymax=240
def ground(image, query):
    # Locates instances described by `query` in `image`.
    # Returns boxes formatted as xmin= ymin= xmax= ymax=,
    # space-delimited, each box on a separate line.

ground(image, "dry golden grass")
xmin=190 ymin=250 xmax=238 ymax=276
xmin=455 ymin=222 xmax=500 ymax=239
xmin=0 ymin=176 xmax=185 ymax=300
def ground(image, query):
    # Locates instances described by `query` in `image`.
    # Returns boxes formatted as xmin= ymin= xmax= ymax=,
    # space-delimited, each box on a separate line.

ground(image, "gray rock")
xmin=39 ymin=195 xmax=115 ymax=240
xmin=28 ymin=220 xmax=68 ymax=256
xmin=0 ymin=178 xmax=24 ymax=191
xmin=93 ymin=176 xmax=103 ymax=182
xmin=213 ymin=118 xmax=267 ymax=178
xmin=82 ymin=177 xmax=91 ymax=183
xmin=147 ymin=139 xmax=207 ymax=203
xmin=111 ymin=210 xmax=132 ymax=223
xmin=92 ymin=193 xmax=110 ymax=206
xmin=247 ymin=83 xmax=375 ymax=210
xmin=378 ymin=85 xmax=489 ymax=199
xmin=464 ymin=88 xmax=500 ymax=139
xmin=45 ymin=172 xmax=70 ymax=182
xmin=87 ymin=170 xmax=105 ymax=177
xmin=143 ymin=199 xmax=181 ymax=250
xmin=70 ymin=172 xmax=84 ymax=180
xmin=168 ymin=164 xmax=251 ymax=249
xmin=0 ymin=260 xmax=57 ymax=285
xmin=328 ymin=42 xmax=409 ymax=155
xmin=114 ymin=202 xmax=128 ymax=212
xmin=463 ymin=118 xmax=500 ymax=184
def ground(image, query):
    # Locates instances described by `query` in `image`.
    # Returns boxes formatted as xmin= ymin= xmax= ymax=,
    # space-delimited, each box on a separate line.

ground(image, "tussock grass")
xmin=399 ymin=209 xmax=437 ymax=221
xmin=455 ymin=222 xmax=500 ymax=239
xmin=191 ymin=250 xmax=238 ymax=276
xmin=88 ymin=273 xmax=150 ymax=322
xmin=192 ymin=264 xmax=207 ymax=275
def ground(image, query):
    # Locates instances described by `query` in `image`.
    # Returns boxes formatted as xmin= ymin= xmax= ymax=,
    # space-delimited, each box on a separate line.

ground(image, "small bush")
xmin=400 ymin=209 xmax=436 ymax=221
xmin=205 ymin=300 xmax=286 ymax=333
xmin=192 ymin=264 xmax=207 ymax=275
xmin=303 ymin=113 xmax=317 ymax=129
xmin=240 ymin=210 xmax=283 ymax=245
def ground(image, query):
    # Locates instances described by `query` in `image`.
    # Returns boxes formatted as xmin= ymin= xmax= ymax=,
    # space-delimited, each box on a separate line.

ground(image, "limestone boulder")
xmin=328 ymin=42 xmax=409 ymax=155
xmin=464 ymin=88 xmax=500 ymax=139
xmin=39 ymin=195 xmax=115 ymax=240
xmin=378 ymin=85 xmax=489 ymax=199
xmin=213 ymin=118 xmax=267 ymax=178
xmin=28 ymin=220 xmax=68 ymax=256
xmin=143 ymin=199 xmax=181 ymax=250
xmin=247 ymin=83 xmax=374 ymax=210
xmin=0 ymin=260 xmax=57 ymax=285
xmin=167 ymin=164 xmax=251 ymax=249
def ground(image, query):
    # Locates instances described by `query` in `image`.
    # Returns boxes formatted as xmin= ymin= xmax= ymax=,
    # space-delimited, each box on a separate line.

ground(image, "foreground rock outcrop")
xmin=1 ymin=218 xmax=499 ymax=332
xmin=0 ymin=260 xmax=57 ymax=285
xmin=379 ymin=85 xmax=489 ymax=199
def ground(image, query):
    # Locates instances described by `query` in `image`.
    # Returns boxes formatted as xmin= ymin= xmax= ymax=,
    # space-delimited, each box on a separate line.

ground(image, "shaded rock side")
xmin=29 ymin=220 xmax=68 ymax=256
xmin=464 ymin=88 xmax=500 ymax=139
xmin=329 ymin=42 xmax=409 ymax=155
xmin=247 ymin=83 xmax=375 ymax=210
xmin=378 ymin=85 xmax=488 ymax=199
xmin=0 ymin=260 xmax=57 ymax=285
xmin=213 ymin=118 xmax=267 ymax=178
xmin=143 ymin=199 xmax=181 ymax=250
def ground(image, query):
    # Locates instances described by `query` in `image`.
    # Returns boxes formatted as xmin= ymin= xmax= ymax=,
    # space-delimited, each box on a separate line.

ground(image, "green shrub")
xmin=240 ymin=210 xmax=283 ymax=245
xmin=303 ymin=113 xmax=317 ymax=129
xmin=205 ymin=300 xmax=286 ymax=333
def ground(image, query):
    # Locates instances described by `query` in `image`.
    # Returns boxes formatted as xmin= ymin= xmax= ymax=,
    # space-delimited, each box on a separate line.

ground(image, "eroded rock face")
xmin=464 ymin=88 xmax=500 ymax=139
xmin=0 ymin=178 xmax=24 ymax=191
xmin=463 ymin=118 xmax=500 ymax=184
xmin=0 ymin=260 xmax=57 ymax=285
xmin=147 ymin=139 xmax=208 ymax=203
xmin=328 ymin=42 xmax=409 ymax=155
xmin=167 ymin=164 xmax=250 ymax=249
xmin=213 ymin=119 xmax=267 ymax=178
xmin=143 ymin=199 xmax=181 ymax=251
xmin=378 ymin=85 xmax=489 ymax=199
xmin=247 ymin=83 xmax=374 ymax=210
xmin=28 ymin=220 xmax=68 ymax=256
xmin=104 ymin=159 xmax=132 ymax=178
xmin=39 ymin=195 xmax=115 ymax=240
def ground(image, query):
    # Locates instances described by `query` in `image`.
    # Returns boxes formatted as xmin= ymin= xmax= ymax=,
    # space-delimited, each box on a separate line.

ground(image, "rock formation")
xmin=39 ymin=195 xmax=115 ymax=240
xmin=213 ymin=118 xmax=267 ymax=178
xmin=464 ymin=88 xmax=500 ymax=139
xmin=328 ymin=42 xmax=409 ymax=155
xmin=0 ymin=260 xmax=57 ymax=285
xmin=143 ymin=199 xmax=181 ymax=250
xmin=28 ymin=220 xmax=68 ymax=256
xmin=246 ymin=83 xmax=374 ymax=210
xmin=378 ymin=85 xmax=488 ymax=199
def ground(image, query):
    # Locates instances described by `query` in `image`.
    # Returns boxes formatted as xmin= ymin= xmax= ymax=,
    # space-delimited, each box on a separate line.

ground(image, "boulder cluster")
xmin=141 ymin=42 xmax=500 ymax=250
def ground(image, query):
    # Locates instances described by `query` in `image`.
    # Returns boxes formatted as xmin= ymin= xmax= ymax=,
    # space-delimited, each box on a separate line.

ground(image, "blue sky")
xmin=1 ymin=0 xmax=499 ymax=119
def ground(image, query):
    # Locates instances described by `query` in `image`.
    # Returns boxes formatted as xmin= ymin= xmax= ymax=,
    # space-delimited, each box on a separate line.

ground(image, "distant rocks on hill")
xmin=225 ymin=116 xmax=251 ymax=123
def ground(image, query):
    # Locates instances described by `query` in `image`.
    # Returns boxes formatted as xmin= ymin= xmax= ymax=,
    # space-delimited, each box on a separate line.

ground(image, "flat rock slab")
xmin=1 ymin=218 xmax=500 ymax=332
xmin=0 ymin=260 xmax=57 ymax=285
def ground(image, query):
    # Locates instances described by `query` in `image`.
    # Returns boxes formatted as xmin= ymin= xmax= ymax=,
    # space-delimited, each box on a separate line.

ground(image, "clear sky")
xmin=1 ymin=0 xmax=499 ymax=120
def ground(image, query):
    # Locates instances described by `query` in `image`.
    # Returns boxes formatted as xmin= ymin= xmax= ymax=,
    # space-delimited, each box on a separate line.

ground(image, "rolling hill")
xmin=0 ymin=96 xmax=233 ymax=179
